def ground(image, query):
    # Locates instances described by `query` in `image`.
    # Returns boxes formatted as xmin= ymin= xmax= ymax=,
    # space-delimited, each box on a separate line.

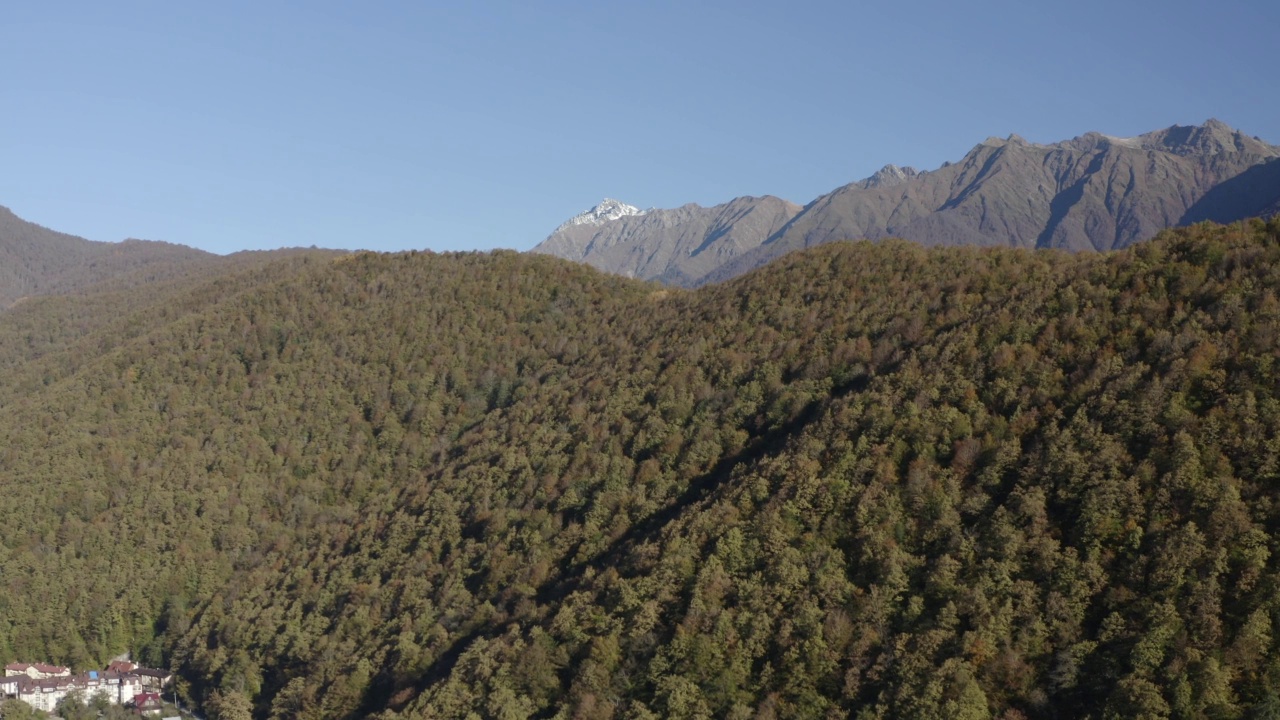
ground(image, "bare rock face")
xmin=537 ymin=121 xmax=1280 ymax=287
xmin=532 ymin=195 xmax=801 ymax=286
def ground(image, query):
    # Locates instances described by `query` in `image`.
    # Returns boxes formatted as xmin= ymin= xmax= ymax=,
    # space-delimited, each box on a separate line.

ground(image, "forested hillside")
xmin=0 ymin=206 xmax=222 ymax=307
xmin=3 ymin=220 xmax=1280 ymax=718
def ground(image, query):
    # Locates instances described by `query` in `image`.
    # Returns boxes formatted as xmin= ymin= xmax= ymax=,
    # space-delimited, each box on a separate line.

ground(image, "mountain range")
xmin=534 ymin=119 xmax=1280 ymax=286
xmin=7 ymin=119 xmax=1273 ymax=307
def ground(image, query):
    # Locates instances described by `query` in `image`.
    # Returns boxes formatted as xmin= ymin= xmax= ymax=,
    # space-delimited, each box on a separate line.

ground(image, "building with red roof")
xmin=4 ymin=662 xmax=71 ymax=679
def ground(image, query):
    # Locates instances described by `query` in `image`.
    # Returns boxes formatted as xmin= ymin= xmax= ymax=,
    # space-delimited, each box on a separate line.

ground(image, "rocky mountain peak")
xmin=553 ymin=198 xmax=646 ymax=233
xmin=857 ymin=164 xmax=920 ymax=189
xmin=536 ymin=120 xmax=1280 ymax=288
xmin=1137 ymin=119 xmax=1269 ymax=156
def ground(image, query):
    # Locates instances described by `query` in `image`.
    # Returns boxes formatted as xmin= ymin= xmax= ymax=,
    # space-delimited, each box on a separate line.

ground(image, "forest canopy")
xmin=1 ymin=219 xmax=1280 ymax=718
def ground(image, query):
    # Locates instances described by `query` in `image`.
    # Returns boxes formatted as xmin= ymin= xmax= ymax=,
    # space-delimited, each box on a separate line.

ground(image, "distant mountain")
xmin=533 ymin=195 xmax=801 ymax=285
xmin=551 ymin=197 xmax=647 ymax=233
xmin=0 ymin=206 xmax=346 ymax=309
xmin=536 ymin=120 xmax=1280 ymax=286
xmin=0 ymin=206 xmax=217 ymax=307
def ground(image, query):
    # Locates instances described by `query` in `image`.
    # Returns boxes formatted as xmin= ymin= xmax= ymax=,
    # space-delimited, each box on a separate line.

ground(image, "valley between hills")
xmin=2 ymin=124 xmax=1280 ymax=719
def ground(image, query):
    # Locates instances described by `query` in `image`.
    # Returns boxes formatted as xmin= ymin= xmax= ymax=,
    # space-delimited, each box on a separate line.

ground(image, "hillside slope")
xmin=2 ymin=221 xmax=1280 ymax=718
xmin=0 ymin=205 xmax=219 ymax=307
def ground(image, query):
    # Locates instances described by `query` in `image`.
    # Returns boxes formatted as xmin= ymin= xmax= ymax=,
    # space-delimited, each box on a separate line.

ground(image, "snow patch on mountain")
xmin=554 ymin=198 xmax=646 ymax=233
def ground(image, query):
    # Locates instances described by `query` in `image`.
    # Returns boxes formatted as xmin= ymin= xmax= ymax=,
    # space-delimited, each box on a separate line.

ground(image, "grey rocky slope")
xmin=532 ymin=195 xmax=801 ymax=285
xmin=537 ymin=120 xmax=1280 ymax=286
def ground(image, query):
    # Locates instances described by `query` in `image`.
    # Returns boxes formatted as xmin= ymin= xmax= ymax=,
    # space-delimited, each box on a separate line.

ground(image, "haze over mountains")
xmin=535 ymin=119 xmax=1280 ymax=286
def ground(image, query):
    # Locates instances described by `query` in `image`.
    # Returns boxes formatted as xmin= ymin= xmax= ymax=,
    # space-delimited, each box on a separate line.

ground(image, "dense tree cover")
xmin=0 ymin=248 xmax=638 ymax=669
xmin=0 ymin=248 xmax=341 ymax=406
xmin=2 ymin=220 xmax=1280 ymax=718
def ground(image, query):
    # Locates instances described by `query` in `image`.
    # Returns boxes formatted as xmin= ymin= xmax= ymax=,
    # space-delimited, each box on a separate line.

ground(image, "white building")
xmin=3 ymin=662 xmax=71 ymax=680
xmin=2 ymin=668 xmax=148 ymax=712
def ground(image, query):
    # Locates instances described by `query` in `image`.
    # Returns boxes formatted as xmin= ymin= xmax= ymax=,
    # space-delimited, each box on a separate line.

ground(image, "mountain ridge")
xmin=535 ymin=195 xmax=802 ymax=284
xmin=0 ymin=205 xmax=221 ymax=308
xmin=536 ymin=120 xmax=1280 ymax=286
xmin=551 ymin=197 xmax=647 ymax=234
xmin=0 ymin=205 xmax=350 ymax=310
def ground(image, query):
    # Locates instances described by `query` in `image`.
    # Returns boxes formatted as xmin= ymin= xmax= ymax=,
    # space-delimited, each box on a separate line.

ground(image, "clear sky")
xmin=2 ymin=0 xmax=1276 ymax=255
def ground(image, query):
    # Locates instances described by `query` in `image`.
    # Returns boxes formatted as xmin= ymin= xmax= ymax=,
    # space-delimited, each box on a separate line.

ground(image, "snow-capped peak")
xmin=857 ymin=164 xmax=920 ymax=189
xmin=553 ymin=198 xmax=646 ymax=233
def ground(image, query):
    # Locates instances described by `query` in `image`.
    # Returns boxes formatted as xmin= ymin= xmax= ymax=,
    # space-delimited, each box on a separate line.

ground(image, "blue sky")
xmin=2 ymin=1 xmax=1276 ymax=254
